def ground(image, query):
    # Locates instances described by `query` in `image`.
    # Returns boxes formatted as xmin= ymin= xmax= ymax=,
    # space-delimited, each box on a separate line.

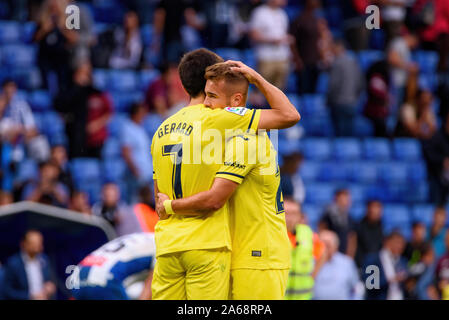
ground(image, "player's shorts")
xmin=152 ymin=247 xmax=231 ymax=300
xmin=230 ymin=269 xmax=289 ymax=300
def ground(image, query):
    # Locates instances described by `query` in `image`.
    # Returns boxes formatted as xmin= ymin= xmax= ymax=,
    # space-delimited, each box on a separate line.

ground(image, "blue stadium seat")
xmin=70 ymin=158 xmax=101 ymax=183
xmin=318 ymin=161 xmax=350 ymax=182
xmin=325 ymin=6 xmax=343 ymax=28
xmin=408 ymin=161 xmax=427 ymax=183
xmin=28 ymin=90 xmax=52 ymax=112
xmin=111 ymin=91 xmax=143 ymax=112
xmin=363 ymin=138 xmax=391 ymax=161
xmin=349 ymin=162 xmax=378 ymax=184
xmin=16 ymin=159 xmax=38 ymax=183
xmin=21 ymin=21 xmax=36 ymax=43
xmin=418 ymin=73 xmax=437 ymax=92
xmin=0 ymin=21 xmax=21 ymax=43
xmin=411 ymin=204 xmax=434 ymax=226
xmin=242 ymin=49 xmax=257 ymax=69
xmin=353 ymin=116 xmax=374 ymax=137
xmin=301 ymin=94 xmax=327 ymax=116
xmin=139 ymin=69 xmax=160 ymax=90
xmin=302 ymin=115 xmax=334 ymax=137
xmin=350 ymin=203 xmax=365 ymax=222
xmin=108 ymin=70 xmax=138 ymax=92
xmin=40 ymin=112 xmax=65 ymax=137
xmin=358 ymin=50 xmax=385 ymax=71
xmin=301 ymin=204 xmax=322 ymax=232
xmin=302 ymin=138 xmax=331 ymax=161
xmin=1 ymin=44 xmax=36 ymax=67
xmin=369 ymin=29 xmax=386 ymax=50
xmin=405 ymin=182 xmax=429 ymax=203
xmin=102 ymin=159 xmax=126 ymax=183
xmin=214 ymin=48 xmax=241 ymax=61
xmin=285 ymin=5 xmax=301 ymax=21
xmin=316 ymin=72 xmax=329 ymax=94
xmin=299 ymin=162 xmax=320 ymax=182
xmin=305 ymin=183 xmax=335 ymax=205
xmin=347 ymin=184 xmax=365 ymax=204
xmin=333 ymin=138 xmax=362 ymax=161
xmin=93 ymin=69 xmax=108 ymax=91
xmin=378 ymin=162 xmax=408 ymax=185
xmin=141 ymin=24 xmax=154 ymax=46
xmin=287 ymin=94 xmax=301 ymax=112
xmin=102 ymin=137 xmax=121 ymax=159
xmin=392 ymin=138 xmax=422 ymax=161
xmin=414 ymin=50 xmax=439 ymax=74
xmin=10 ymin=67 xmax=42 ymax=90
xmin=143 ymin=113 xmax=164 ymax=138
xmin=286 ymin=73 xmax=298 ymax=94
xmin=383 ymin=205 xmax=411 ymax=234
xmin=108 ymin=113 xmax=127 ymax=137
xmin=77 ymin=180 xmax=102 ymax=205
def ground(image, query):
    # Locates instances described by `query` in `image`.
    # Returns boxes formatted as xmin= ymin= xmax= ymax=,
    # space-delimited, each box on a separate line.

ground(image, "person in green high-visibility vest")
xmin=284 ymin=199 xmax=326 ymax=300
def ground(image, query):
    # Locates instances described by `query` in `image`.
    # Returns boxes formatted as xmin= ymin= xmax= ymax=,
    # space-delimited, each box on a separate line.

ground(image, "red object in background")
xmin=79 ymin=255 xmax=107 ymax=267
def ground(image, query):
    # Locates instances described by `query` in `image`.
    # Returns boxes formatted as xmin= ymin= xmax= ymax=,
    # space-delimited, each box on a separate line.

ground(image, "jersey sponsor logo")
xmin=224 ymin=161 xmax=246 ymax=169
xmin=225 ymin=107 xmax=248 ymax=116
xmin=252 ymin=250 xmax=262 ymax=257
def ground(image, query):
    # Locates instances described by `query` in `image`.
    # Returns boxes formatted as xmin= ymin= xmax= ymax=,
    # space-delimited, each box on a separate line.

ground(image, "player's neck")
xmin=189 ymin=95 xmax=205 ymax=106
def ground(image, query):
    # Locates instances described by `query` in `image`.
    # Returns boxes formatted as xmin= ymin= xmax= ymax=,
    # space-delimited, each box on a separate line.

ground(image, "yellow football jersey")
xmin=215 ymin=132 xmax=291 ymax=270
xmin=151 ymin=104 xmax=261 ymax=257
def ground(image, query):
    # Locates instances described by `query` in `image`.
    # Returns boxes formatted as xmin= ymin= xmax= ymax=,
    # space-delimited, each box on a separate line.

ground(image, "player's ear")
xmin=230 ymin=93 xmax=244 ymax=107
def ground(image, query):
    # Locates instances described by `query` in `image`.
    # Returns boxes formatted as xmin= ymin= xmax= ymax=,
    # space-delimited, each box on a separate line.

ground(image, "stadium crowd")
xmin=0 ymin=0 xmax=449 ymax=300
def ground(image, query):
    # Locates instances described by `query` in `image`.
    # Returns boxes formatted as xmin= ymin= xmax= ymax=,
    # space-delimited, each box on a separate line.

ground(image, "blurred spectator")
xmin=0 ymin=79 xmax=50 ymax=164
xmin=22 ymin=161 xmax=69 ymax=207
xmin=280 ymin=152 xmax=305 ymax=204
xmin=355 ymin=200 xmax=384 ymax=268
xmin=92 ymin=183 xmax=126 ymax=229
xmin=120 ymin=103 xmax=152 ymax=204
xmin=405 ymin=242 xmax=439 ymax=300
xmin=363 ymin=60 xmax=391 ymax=137
xmin=394 ymin=88 xmax=437 ymax=139
xmin=403 ymin=222 xmax=428 ymax=266
xmin=3 ymin=230 xmax=56 ymax=300
xmin=203 ymin=0 xmax=238 ymax=49
xmin=362 ymin=231 xmax=408 ymax=300
xmin=411 ymin=0 xmax=449 ymax=71
xmin=422 ymin=114 xmax=449 ymax=205
xmin=317 ymin=18 xmax=334 ymax=70
xmin=342 ymin=0 xmax=371 ymax=52
xmin=92 ymin=183 xmax=141 ymax=236
xmin=71 ymin=1 xmax=96 ymax=68
xmin=55 ymin=62 xmax=112 ymax=159
xmin=313 ymin=230 xmax=364 ymax=300
xmin=109 ymin=11 xmax=143 ymax=69
xmin=289 ymin=0 xmax=321 ymax=94
xmin=154 ymin=0 xmax=204 ymax=64
xmin=249 ymin=0 xmax=290 ymax=90
xmin=327 ymin=38 xmax=364 ymax=136
xmin=434 ymin=229 xmax=449 ymax=299
xmin=49 ymin=145 xmax=74 ymax=193
xmin=427 ymin=207 xmax=448 ymax=258
xmin=69 ymin=190 xmax=91 ymax=215
xmin=132 ymin=186 xmax=159 ymax=233
xmin=33 ymin=0 xmax=78 ymax=93
xmin=380 ymin=0 xmax=408 ymax=44
xmin=0 ymin=190 xmax=13 ymax=206
xmin=387 ymin=32 xmax=419 ymax=108
xmin=144 ymin=63 xmax=189 ymax=117
xmin=284 ymin=199 xmax=326 ymax=300
xmin=319 ymin=189 xmax=357 ymax=258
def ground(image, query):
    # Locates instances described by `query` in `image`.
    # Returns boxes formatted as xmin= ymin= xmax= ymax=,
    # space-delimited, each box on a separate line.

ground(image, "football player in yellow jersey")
xmin=151 ymin=49 xmax=299 ymax=300
xmin=156 ymin=61 xmax=293 ymax=300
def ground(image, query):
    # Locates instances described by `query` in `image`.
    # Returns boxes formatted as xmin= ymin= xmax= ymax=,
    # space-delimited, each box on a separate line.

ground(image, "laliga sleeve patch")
xmin=225 ymin=107 xmax=249 ymax=116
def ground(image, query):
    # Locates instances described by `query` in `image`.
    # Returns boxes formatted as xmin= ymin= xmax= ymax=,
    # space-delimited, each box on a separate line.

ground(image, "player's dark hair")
xmin=129 ymin=102 xmax=144 ymax=117
xmin=178 ymin=48 xmax=224 ymax=98
xmin=2 ymin=78 xmax=15 ymax=88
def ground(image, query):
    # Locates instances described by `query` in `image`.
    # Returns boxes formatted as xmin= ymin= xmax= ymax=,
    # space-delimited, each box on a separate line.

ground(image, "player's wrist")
xmin=163 ymin=200 xmax=175 ymax=215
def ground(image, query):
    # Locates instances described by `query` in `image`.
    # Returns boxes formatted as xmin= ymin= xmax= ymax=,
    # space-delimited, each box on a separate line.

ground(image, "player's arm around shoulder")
xmin=155 ymin=178 xmax=238 ymax=219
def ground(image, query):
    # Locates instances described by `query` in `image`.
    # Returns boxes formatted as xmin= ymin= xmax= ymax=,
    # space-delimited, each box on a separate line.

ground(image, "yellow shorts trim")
xmin=152 ymin=248 xmax=231 ymax=300
xmin=230 ymin=269 xmax=289 ymax=300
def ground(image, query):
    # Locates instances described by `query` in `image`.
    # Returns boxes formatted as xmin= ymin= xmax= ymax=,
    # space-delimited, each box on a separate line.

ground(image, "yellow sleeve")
xmin=151 ymin=134 xmax=157 ymax=180
xmin=215 ymin=135 xmax=257 ymax=184
xmin=212 ymin=107 xmax=261 ymax=136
